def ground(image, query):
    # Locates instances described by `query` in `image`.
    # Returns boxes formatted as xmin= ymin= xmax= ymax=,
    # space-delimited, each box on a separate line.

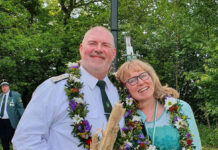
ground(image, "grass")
xmin=199 ymin=123 xmax=218 ymax=150
xmin=203 ymin=148 xmax=218 ymax=150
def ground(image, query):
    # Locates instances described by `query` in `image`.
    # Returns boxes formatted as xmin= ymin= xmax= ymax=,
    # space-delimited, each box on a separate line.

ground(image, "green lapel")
xmin=0 ymin=94 xmax=3 ymax=106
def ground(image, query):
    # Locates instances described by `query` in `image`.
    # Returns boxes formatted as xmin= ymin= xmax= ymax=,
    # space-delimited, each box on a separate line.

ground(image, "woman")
xmin=116 ymin=59 xmax=201 ymax=150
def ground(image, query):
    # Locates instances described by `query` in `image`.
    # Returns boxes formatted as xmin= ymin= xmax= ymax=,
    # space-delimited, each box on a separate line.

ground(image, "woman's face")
xmin=124 ymin=69 xmax=155 ymax=103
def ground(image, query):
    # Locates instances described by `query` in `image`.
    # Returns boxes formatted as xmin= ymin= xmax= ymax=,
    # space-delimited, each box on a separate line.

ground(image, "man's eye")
xmin=103 ymin=43 xmax=112 ymax=47
xmin=88 ymin=42 xmax=96 ymax=45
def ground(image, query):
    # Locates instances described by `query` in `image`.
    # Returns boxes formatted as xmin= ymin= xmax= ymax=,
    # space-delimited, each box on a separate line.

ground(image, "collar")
xmin=1 ymin=91 xmax=9 ymax=99
xmin=4 ymin=91 xmax=10 ymax=97
xmin=80 ymin=66 xmax=110 ymax=90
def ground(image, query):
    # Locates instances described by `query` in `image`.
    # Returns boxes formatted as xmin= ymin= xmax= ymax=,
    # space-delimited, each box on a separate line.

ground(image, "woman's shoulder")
xmin=176 ymin=99 xmax=193 ymax=113
xmin=177 ymin=99 xmax=190 ymax=106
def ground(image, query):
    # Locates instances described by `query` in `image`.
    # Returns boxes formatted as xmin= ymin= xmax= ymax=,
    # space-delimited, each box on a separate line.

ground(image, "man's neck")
xmin=3 ymin=91 xmax=9 ymax=95
xmin=81 ymin=66 xmax=107 ymax=80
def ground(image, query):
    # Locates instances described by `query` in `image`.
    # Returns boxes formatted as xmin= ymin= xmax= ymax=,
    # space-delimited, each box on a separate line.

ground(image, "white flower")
xmin=136 ymin=145 xmax=141 ymax=149
xmin=122 ymin=132 xmax=126 ymax=137
xmin=132 ymin=115 xmax=141 ymax=122
xmin=164 ymin=97 xmax=177 ymax=110
xmin=125 ymin=140 xmax=132 ymax=147
xmin=74 ymin=97 xmax=84 ymax=104
xmin=174 ymin=118 xmax=187 ymax=129
xmin=125 ymin=97 xmax=133 ymax=106
xmin=67 ymin=62 xmax=78 ymax=68
xmin=72 ymin=114 xmax=83 ymax=124
xmin=69 ymin=74 xmax=80 ymax=83
xmin=112 ymin=72 xmax=117 ymax=77
xmin=147 ymin=145 xmax=157 ymax=150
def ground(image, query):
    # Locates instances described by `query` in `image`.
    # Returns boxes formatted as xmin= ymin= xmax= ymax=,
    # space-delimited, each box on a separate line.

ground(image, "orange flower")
xmin=174 ymin=105 xmax=178 ymax=111
xmin=127 ymin=121 xmax=135 ymax=127
xmin=187 ymin=139 xmax=193 ymax=145
xmin=86 ymin=138 xmax=92 ymax=145
xmin=70 ymin=88 xmax=79 ymax=93
xmin=140 ymin=143 xmax=146 ymax=148
xmin=169 ymin=106 xmax=174 ymax=111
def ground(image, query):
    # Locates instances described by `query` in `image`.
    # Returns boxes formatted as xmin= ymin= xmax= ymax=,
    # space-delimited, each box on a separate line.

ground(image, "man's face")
xmin=79 ymin=28 xmax=116 ymax=76
xmin=1 ymin=85 xmax=10 ymax=94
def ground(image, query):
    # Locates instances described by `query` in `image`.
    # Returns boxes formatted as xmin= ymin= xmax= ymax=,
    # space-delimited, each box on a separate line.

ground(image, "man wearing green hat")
xmin=0 ymin=80 xmax=24 ymax=150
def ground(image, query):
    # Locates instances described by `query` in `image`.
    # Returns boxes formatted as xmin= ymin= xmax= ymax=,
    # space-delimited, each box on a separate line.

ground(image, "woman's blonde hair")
xmin=116 ymin=59 xmax=179 ymax=102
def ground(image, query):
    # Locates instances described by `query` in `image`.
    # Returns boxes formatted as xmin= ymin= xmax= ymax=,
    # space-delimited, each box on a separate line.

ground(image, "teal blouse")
xmin=137 ymin=100 xmax=202 ymax=150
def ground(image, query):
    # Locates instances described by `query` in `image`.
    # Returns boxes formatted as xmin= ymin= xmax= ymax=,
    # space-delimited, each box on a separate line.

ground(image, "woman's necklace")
xmin=65 ymin=62 xmax=195 ymax=150
xmin=143 ymin=100 xmax=158 ymax=150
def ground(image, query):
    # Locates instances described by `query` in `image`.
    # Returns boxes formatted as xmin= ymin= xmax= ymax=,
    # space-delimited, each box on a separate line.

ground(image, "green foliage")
xmin=199 ymin=124 xmax=218 ymax=148
xmin=0 ymin=0 xmax=111 ymax=105
xmin=0 ymin=0 xmax=217 ymax=148
xmin=184 ymin=36 xmax=218 ymax=124
xmin=117 ymin=0 xmax=217 ymax=126
xmin=0 ymin=0 xmax=217 ymax=129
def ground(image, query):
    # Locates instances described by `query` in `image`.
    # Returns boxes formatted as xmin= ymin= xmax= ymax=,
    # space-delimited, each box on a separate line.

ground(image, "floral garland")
xmin=164 ymin=97 xmax=195 ymax=149
xmin=65 ymin=62 xmax=195 ymax=150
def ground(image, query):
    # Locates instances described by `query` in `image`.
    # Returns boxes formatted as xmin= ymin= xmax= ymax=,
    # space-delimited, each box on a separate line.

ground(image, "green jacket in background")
xmin=0 ymin=91 xmax=24 ymax=129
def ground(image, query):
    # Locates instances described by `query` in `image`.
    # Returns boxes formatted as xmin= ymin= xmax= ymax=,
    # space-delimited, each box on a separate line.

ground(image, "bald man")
xmin=12 ymin=26 xmax=123 ymax=150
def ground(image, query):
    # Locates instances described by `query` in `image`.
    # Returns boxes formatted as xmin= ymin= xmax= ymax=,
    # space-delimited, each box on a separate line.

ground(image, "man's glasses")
xmin=125 ymin=72 xmax=150 ymax=86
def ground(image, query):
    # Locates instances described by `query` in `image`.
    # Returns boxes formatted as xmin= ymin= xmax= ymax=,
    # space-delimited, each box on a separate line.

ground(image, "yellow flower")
xmin=182 ymin=115 xmax=186 ymax=119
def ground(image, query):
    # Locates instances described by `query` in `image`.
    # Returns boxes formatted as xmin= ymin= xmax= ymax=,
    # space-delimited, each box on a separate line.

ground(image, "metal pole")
xmin=111 ymin=0 xmax=118 ymax=71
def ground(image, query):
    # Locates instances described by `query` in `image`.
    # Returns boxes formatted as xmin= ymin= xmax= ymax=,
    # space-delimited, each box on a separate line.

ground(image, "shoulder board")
xmin=52 ymin=74 xmax=69 ymax=83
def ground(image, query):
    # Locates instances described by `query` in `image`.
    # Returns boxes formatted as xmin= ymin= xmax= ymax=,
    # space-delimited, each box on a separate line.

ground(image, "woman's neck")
xmin=138 ymin=97 xmax=156 ymax=111
xmin=139 ymin=98 xmax=164 ymax=122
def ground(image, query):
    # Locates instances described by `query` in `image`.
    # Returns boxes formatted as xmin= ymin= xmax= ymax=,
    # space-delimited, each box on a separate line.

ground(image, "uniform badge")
xmin=10 ymin=99 xmax=15 ymax=107
xmin=52 ymin=74 xmax=69 ymax=83
xmin=19 ymin=98 xmax=22 ymax=103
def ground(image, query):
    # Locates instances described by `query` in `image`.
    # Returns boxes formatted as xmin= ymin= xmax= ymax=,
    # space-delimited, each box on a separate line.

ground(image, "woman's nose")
xmin=137 ymin=77 xmax=144 ymax=85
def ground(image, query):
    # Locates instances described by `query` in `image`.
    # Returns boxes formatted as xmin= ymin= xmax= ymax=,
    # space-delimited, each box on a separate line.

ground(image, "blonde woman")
xmin=117 ymin=59 xmax=201 ymax=150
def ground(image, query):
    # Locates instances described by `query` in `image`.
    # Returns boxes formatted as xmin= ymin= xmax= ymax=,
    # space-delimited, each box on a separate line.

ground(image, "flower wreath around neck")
xmin=64 ymin=62 xmax=195 ymax=150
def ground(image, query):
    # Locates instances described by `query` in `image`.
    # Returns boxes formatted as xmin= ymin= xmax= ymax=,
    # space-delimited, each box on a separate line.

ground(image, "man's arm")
xmin=16 ymin=92 xmax=24 ymax=117
xmin=12 ymin=79 xmax=54 ymax=150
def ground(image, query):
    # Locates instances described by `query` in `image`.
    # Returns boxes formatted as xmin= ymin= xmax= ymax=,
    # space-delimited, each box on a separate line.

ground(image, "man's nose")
xmin=95 ymin=44 xmax=103 ymax=52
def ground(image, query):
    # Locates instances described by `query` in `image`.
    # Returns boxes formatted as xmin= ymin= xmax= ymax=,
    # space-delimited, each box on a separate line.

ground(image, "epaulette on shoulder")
xmin=52 ymin=74 xmax=69 ymax=83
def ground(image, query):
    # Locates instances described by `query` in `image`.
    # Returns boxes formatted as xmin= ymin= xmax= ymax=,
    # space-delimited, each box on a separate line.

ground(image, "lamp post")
xmin=111 ymin=0 xmax=118 ymax=71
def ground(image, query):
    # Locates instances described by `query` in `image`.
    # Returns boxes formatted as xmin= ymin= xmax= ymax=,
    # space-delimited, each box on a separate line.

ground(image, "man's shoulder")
xmin=10 ymin=91 xmax=20 ymax=96
xmin=35 ymin=73 xmax=69 ymax=92
xmin=51 ymin=73 xmax=69 ymax=84
xmin=32 ymin=74 xmax=69 ymax=98
xmin=38 ymin=73 xmax=69 ymax=87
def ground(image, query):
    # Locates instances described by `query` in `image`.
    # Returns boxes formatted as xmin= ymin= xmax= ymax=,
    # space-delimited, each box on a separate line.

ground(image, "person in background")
xmin=12 ymin=26 xmax=123 ymax=150
xmin=0 ymin=80 xmax=24 ymax=150
xmin=116 ymin=59 xmax=201 ymax=150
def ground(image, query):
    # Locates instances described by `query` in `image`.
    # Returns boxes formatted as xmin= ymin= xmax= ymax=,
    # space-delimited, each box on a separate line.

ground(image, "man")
xmin=0 ymin=80 xmax=24 ymax=150
xmin=12 ymin=26 xmax=123 ymax=150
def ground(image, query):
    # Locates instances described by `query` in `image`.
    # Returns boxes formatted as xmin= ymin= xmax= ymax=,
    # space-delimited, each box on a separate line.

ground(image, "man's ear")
xmin=79 ymin=44 xmax=83 ymax=56
xmin=112 ymin=48 xmax=116 ymax=60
